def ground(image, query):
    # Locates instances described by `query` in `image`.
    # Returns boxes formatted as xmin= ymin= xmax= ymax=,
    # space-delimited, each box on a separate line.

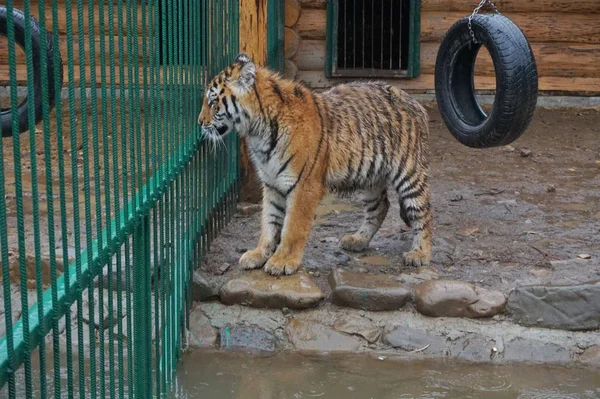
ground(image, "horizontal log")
xmin=422 ymin=0 xmax=600 ymax=14
xmin=0 ymin=64 xmax=194 ymax=87
xmin=422 ymin=12 xmax=600 ymax=43
xmin=284 ymin=59 xmax=298 ymax=80
xmin=295 ymin=70 xmax=600 ymax=92
xmin=0 ymin=35 xmax=147 ymax=67
xmin=297 ymin=9 xmax=326 ymax=40
xmin=11 ymin=0 xmax=146 ymax=35
xmin=299 ymin=0 xmax=326 ymax=9
xmin=293 ymin=39 xmax=600 ymax=79
xmin=293 ymin=39 xmax=325 ymax=71
xmin=285 ymin=0 xmax=302 ymax=27
xmin=420 ymin=42 xmax=600 ymax=78
xmin=285 ymin=27 xmax=301 ymax=59
xmin=298 ymin=9 xmax=600 ymax=44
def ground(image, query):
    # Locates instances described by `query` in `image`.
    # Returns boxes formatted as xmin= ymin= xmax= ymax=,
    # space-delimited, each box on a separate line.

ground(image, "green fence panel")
xmin=0 ymin=0 xmax=240 ymax=397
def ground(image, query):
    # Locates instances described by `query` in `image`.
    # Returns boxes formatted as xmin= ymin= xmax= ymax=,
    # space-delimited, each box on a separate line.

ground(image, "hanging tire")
xmin=0 ymin=6 xmax=63 ymax=138
xmin=434 ymin=13 xmax=538 ymax=149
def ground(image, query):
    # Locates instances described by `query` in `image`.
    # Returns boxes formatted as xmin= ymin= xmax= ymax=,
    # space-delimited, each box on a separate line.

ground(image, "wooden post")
xmin=239 ymin=0 xmax=268 ymax=203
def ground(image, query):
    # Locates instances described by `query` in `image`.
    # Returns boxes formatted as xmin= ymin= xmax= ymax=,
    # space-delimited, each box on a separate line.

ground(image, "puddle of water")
xmin=170 ymin=351 xmax=600 ymax=399
xmin=359 ymin=255 xmax=392 ymax=266
xmin=315 ymin=195 xmax=359 ymax=222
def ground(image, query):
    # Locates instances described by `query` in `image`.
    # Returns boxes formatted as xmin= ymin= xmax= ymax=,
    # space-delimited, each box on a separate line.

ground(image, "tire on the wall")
xmin=434 ymin=13 xmax=538 ymax=149
xmin=0 ymin=6 xmax=63 ymax=137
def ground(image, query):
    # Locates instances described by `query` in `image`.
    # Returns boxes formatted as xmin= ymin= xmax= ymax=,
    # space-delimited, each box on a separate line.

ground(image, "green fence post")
xmin=133 ymin=216 xmax=152 ymax=397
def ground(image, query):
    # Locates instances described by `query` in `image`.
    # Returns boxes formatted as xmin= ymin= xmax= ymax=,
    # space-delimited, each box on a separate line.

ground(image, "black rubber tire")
xmin=0 ymin=6 xmax=64 ymax=137
xmin=434 ymin=13 xmax=538 ymax=149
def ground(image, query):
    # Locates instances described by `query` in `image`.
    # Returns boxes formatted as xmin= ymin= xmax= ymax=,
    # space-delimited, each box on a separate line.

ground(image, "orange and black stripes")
xmin=199 ymin=53 xmax=433 ymax=274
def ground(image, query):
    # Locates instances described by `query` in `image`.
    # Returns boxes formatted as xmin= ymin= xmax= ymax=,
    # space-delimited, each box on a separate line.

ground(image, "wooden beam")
xmin=239 ymin=0 xmax=268 ymax=64
xmin=239 ymin=0 xmax=268 ymax=203
xmin=422 ymin=12 xmax=600 ymax=44
xmin=421 ymin=0 xmax=600 ymax=14
xmin=420 ymin=42 xmax=600 ymax=78
xmin=298 ymin=9 xmax=600 ymax=44
xmin=299 ymin=0 xmax=326 ymax=9
xmin=0 ymin=35 xmax=146 ymax=67
xmin=0 ymin=64 xmax=170 ymax=86
xmin=285 ymin=27 xmax=301 ymax=59
xmin=296 ymin=70 xmax=600 ymax=92
xmin=285 ymin=0 xmax=302 ymax=28
xmin=11 ymin=0 xmax=145 ymax=35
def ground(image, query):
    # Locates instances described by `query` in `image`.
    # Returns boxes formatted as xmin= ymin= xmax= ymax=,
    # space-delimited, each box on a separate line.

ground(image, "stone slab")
xmin=286 ymin=319 xmax=362 ymax=353
xmin=333 ymin=314 xmax=381 ymax=343
xmin=415 ymin=279 xmax=506 ymax=318
xmin=579 ymin=346 xmax=600 ymax=367
xmin=448 ymin=334 xmax=493 ymax=362
xmin=191 ymin=271 xmax=217 ymax=302
xmin=503 ymin=337 xmax=570 ymax=363
xmin=383 ymin=326 xmax=445 ymax=355
xmin=506 ymin=281 xmax=600 ymax=331
xmin=219 ymin=326 xmax=276 ymax=355
xmin=188 ymin=308 xmax=218 ymax=348
xmin=219 ymin=270 xmax=324 ymax=309
xmin=328 ymin=269 xmax=411 ymax=311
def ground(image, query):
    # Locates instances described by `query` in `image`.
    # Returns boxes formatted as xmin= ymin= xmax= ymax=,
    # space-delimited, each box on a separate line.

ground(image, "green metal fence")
xmin=0 ymin=0 xmax=240 ymax=397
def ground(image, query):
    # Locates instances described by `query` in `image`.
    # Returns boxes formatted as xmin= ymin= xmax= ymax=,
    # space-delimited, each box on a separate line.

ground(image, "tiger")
xmin=198 ymin=53 xmax=433 ymax=276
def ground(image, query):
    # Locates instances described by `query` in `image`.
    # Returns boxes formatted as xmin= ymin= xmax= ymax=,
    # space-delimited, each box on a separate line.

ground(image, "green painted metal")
xmin=0 ymin=0 xmax=241 ymax=396
xmin=268 ymin=0 xmax=285 ymax=72
xmin=407 ymin=0 xmax=422 ymax=78
xmin=325 ymin=0 xmax=421 ymax=78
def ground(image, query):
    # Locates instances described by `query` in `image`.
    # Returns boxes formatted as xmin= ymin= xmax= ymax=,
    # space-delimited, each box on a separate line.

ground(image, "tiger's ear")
xmin=233 ymin=53 xmax=255 ymax=91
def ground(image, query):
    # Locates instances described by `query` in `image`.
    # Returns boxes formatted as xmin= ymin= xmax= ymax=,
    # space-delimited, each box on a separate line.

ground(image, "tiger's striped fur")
xmin=198 ymin=53 xmax=433 ymax=276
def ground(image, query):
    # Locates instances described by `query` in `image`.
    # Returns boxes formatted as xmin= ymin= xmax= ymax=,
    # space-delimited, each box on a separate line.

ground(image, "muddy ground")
xmin=201 ymin=106 xmax=600 ymax=295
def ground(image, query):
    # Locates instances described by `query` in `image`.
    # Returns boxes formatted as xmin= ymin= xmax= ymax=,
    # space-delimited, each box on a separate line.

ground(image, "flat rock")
xmin=328 ymin=269 xmax=411 ymax=311
xmin=579 ymin=346 xmax=600 ymax=367
xmin=333 ymin=314 xmax=381 ymax=343
xmin=398 ymin=266 xmax=440 ymax=285
xmin=188 ymin=307 xmax=218 ymax=348
xmin=448 ymin=334 xmax=493 ymax=362
xmin=383 ymin=326 xmax=445 ymax=355
xmin=506 ymin=281 xmax=600 ymax=331
xmin=286 ymin=319 xmax=362 ymax=353
xmin=219 ymin=270 xmax=323 ymax=309
xmin=219 ymin=326 xmax=276 ymax=355
xmin=191 ymin=271 xmax=217 ymax=302
xmin=415 ymin=280 xmax=506 ymax=318
xmin=503 ymin=338 xmax=570 ymax=363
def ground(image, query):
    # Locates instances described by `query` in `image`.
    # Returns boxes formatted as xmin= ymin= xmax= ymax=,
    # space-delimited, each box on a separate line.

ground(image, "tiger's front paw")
xmin=239 ymin=248 xmax=270 ymax=270
xmin=264 ymin=255 xmax=301 ymax=276
xmin=340 ymin=233 xmax=370 ymax=252
xmin=402 ymin=249 xmax=431 ymax=267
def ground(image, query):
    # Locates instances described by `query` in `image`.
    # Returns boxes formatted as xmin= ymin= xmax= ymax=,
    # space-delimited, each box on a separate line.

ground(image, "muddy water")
xmin=170 ymin=352 xmax=600 ymax=399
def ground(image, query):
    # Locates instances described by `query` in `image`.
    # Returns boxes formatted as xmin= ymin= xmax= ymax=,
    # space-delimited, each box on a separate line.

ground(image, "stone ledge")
xmin=506 ymin=281 xmax=600 ymax=331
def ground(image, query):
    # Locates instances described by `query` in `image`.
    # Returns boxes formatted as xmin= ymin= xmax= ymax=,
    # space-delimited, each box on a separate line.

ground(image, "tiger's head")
xmin=198 ymin=53 xmax=256 ymax=140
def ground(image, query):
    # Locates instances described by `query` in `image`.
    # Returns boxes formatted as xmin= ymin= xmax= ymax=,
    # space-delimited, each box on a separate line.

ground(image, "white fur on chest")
xmin=247 ymin=135 xmax=298 ymax=193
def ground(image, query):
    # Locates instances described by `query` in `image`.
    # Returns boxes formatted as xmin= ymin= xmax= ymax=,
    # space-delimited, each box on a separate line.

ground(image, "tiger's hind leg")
xmin=340 ymin=188 xmax=389 ymax=252
xmin=395 ymin=169 xmax=433 ymax=267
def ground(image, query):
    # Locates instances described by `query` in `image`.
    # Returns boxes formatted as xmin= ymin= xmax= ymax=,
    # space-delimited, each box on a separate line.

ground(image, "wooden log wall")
xmin=288 ymin=0 xmax=600 ymax=94
xmin=2 ymin=0 xmax=150 ymax=86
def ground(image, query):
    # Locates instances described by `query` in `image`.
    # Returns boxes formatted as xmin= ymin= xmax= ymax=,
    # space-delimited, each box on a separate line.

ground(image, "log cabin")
xmin=286 ymin=0 xmax=600 ymax=95
xmin=2 ymin=0 xmax=598 ymax=202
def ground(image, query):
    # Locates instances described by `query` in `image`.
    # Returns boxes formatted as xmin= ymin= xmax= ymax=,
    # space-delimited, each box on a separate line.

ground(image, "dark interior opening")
xmin=336 ymin=0 xmax=409 ymax=73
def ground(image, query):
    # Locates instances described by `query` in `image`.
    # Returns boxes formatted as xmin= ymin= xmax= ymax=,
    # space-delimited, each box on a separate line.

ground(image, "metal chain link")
xmin=468 ymin=0 xmax=501 ymax=43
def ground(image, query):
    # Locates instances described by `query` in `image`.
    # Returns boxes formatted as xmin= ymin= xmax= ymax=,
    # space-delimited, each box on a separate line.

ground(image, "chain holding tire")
xmin=468 ymin=0 xmax=500 ymax=44
xmin=434 ymin=1 xmax=538 ymax=148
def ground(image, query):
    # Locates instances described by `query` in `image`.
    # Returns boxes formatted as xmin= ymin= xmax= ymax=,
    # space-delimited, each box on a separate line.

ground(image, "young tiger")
xmin=198 ymin=53 xmax=433 ymax=276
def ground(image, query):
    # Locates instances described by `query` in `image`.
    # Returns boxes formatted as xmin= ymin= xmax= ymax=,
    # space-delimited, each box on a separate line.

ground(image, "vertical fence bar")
xmin=133 ymin=216 xmax=152 ymax=397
